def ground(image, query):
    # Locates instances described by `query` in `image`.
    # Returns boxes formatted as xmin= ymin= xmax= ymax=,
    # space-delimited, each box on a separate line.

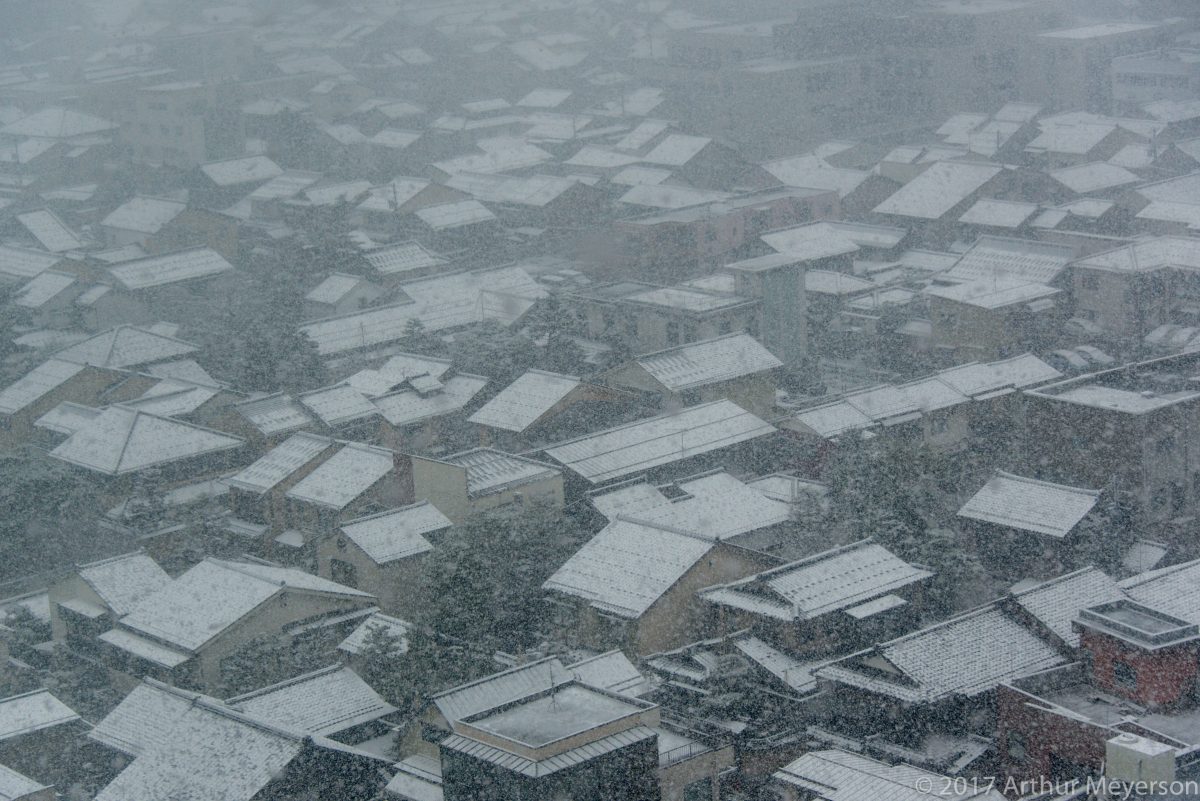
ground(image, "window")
xmin=330 ymin=558 xmax=358 ymax=588
xmin=1007 ymin=731 xmax=1027 ymax=761
xmin=1114 ymin=660 xmax=1137 ymax=689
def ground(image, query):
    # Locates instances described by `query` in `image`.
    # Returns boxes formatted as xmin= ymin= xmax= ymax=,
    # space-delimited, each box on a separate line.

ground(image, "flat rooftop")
xmin=1076 ymin=600 xmax=1200 ymax=650
xmin=470 ymin=685 xmax=642 ymax=748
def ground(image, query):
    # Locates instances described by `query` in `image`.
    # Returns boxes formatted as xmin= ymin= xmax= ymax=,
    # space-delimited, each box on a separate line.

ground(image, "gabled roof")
xmin=89 ymin=680 xmax=199 ymax=756
xmin=437 ymin=448 xmax=561 ymax=498
xmin=0 ymin=107 xmax=116 ymax=139
xmin=0 ymin=245 xmax=61 ymax=281
xmin=957 ymin=471 xmax=1100 ymax=538
xmin=761 ymin=154 xmax=869 ymax=197
xmin=112 ymin=558 xmax=370 ymax=654
xmin=565 ymin=651 xmax=651 ymax=698
xmin=372 ymin=373 xmax=489 ymax=427
xmin=92 ymin=683 xmax=305 ymax=801
xmin=49 ymin=406 xmax=243 ymax=475
xmin=543 ymin=399 xmax=775 ymax=485
xmin=873 ymin=162 xmax=1002 ymax=220
xmin=0 ymin=358 xmax=86 ymax=415
xmin=226 ymin=432 xmax=333 ymax=494
xmin=761 ymin=222 xmax=860 ymax=262
xmin=362 ymin=241 xmax=446 ymax=276
xmin=285 ymin=442 xmax=394 ymax=510
xmin=305 ymin=272 xmax=368 ymax=306
xmin=100 ymin=196 xmax=186 ymax=234
xmin=200 ymin=155 xmax=283 ymax=187
xmin=0 ymin=761 xmax=49 ymax=800
xmin=1121 ymin=558 xmax=1200 ymax=625
xmin=700 ymin=540 xmax=931 ymax=622
xmin=775 ymin=749 xmax=1003 ymax=801
xmin=234 ymin=393 xmax=315 ymax=436
xmin=15 ymin=209 xmax=83 ymax=252
xmin=227 ymin=665 xmax=396 ymax=736
xmin=433 ymin=656 xmax=569 ymax=724
xmin=77 ymin=552 xmax=171 ymax=616
xmin=616 ymin=471 xmax=789 ymax=541
xmin=641 ymin=134 xmax=710 ymax=166
xmin=338 ymin=611 xmax=409 ymax=655
xmin=338 ymin=502 xmax=448 ymax=564
xmin=299 ymin=383 xmax=381 ymax=427
xmin=1010 ymin=568 xmax=1126 ymax=647
xmin=633 ymin=333 xmax=782 ymax=392
xmin=468 ymin=369 xmax=581 ymax=432
xmin=53 ymin=325 xmax=198 ymax=368
xmin=544 ymin=518 xmax=715 ymax=618
xmin=1049 ymin=162 xmax=1139 ymax=194
xmin=108 ymin=247 xmax=234 ymax=290
xmin=924 ymin=277 xmax=1060 ymax=310
xmin=0 ymin=689 xmax=80 ymax=741
xmin=816 ymin=604 xmax=1065 ymax=703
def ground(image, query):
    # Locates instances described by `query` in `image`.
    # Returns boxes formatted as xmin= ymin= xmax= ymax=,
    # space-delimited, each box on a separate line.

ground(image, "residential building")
xmin=398 ymin=448 xmax=564 ymax=523
xmin=467 ymin=369 xmax=632 ymax=449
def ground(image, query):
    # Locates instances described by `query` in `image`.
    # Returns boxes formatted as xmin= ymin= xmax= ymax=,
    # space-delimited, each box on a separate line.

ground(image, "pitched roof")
xmin=438 ymin=448 xmax=561 ymax=498
xmin=0 ymin=689 xmax=80 ymax=742
xmin=0 ymin=359 xmax=86 ymax=415
xmin=53 ymin=325 xmax=198 ymax=368
xmin=0 ymin=107 xmax=116 ymax=138
xmin=0 ymin=761 xmax=48 ymax=800
xmin=565 ymin=651 xmax=651 ymax=697
xmin=543 ymin=399 xmax=775 ymax=485
xmin=200 ymin=155 xmax=283 ymax=187
xmin=234 ymin=393 xmax=315 ymax=436
xmin=108 ymin=247 xmax=234 ymax=290
xmin=544 ymin=518 xmax=715 ymax=618
xmin=700 ymin=540 xmax=931 ymax=622
xmin=113 ymin=558 xmax=370 ymax=653
xmin=775 ymin=749 xmax=1003 ymax=801
xmin=1049 ymin=162 xmax=1140 ymax=194
xmin=338 ymin=502 xmax=448 ymax=564
xmin=285 ymin=442 xmax=394 ymax=510
xmin=100 ymin=196 xmax=186 ymax=234
xmin=468 ymin=369 xmax=581 ymax=432
xmin=762 ymin=222 xmax=860 ymax=261
xmin=49 ymin=406 xmax=243 ymax=475
xmin=617 ymin=471 xmax=789 ymax=541
xmin=432 ymin=656 xmax=569 ymax=723
xmin=89 ymin=680 xmax=199 ymax=756
xmin=299 ymin=383 xmax=380 ymax=427
xmin=873 ymin=161 xmax=1002 ymax=220
xmin=816 ymin=604 xmax=1065 ymax=703
xmin=77 ymin=552 xmax=171 ymax=616
xmin=372 ymin=374 xmax=489 ymax=427
xmin=15 ymin=209 xmax=83 ymax=252
xmin=944 ymin=236 xmax=1074 ymax=285
xmin=0 ymin=245 xmax=61 ymax=281
xmin=305 ymin=272 xmax=366 ymax=306
xmin=338 ymin=611 xmax=409 ymax=655
xmin=1010 ymin=568 xmax=1126 ymax=647
xmin=225 ymin=432 xmax=333 ymax=494
xmin=633 ymin=333 xmax=782 ymax=392
xmin=362 ymin=241 xmax=446 ymax=276
xmin=1121 ymin=558 xmax=1200 ymax=625
xmin=957 ymin=471 xmax=1100 ymax=538
xmin=92 ymin=686 xmax=304 ymax=801
xmin=227 ymin=665 xmax=396 ymax=736
xmin=761 ymin=154 xmax=869 ymax=197
xmin=925 ymin=278 xmax=1060 ymax=310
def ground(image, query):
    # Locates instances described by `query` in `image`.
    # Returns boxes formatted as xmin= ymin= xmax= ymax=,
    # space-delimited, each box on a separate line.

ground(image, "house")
xmin=872 ymin=161 xmax=1004 ymax=230
xmin=88 ymin=680 xmax=387 ymax=801
xmin=48 ymin=551 xmax=170 ymax=645
xmin=957 ymin=471 xmax=1102 ymax=577
xmin=12 ymin=209 xmax=83 ymax=253
xmin=541 ymin=399 xmax=777 ymax=491
xmin=225 ymin=431 xmax=338 ymax=532
xmin=699 ymin=540 xmax=932 ymax=655
xmin=11 ymin=270 xmax=84 ymax=328
xmin=924 ymin=278 xmax=1063 ymax=363
xmin=225 ymin=664 xmax=397 ymax=744
xmin=99 ymin=196 xmax=186 ymax=249
xmin=0 ymin=763 xmax=52 ymax=801
xmin=95 ymin=558 xmax=375 ymax=691
xmin=604 ymin=333 xmax=782 ymax=417
xmin=195 ymin=154 xmax=284 ymax=206
xmin=283 ymin=441 xmax=404 ymax=548
xmin=467 ymin=369 xmax=630 ymax=448
xmin=398 ymin=448 xmax=564 ymax=523
xmin=105 ymin=248 xmax=235 ymax=308
xmin=304 ymin=273 xmax=383 ymax=319
xmin=545 ymin=471 xmax=787 ymax=654
xmin=773 ymin=749 xmax=1004 ymax=801
xmin=1023 ymin=350 xmax=1200 ymax=534
xmin=0 ymin=245 xmax=67 ymax=284
xmin=337 ymin=611 xmax=409 ymax=669
xmin=316 ymin=502 xmax=450 ymax=615
xmin=997 ymin=575 xmax=1200 ymax=791
xmin=47 ymin=404 xmax=245 ymax=492
xmin=360 ymin=240 xmax=448 ymax=284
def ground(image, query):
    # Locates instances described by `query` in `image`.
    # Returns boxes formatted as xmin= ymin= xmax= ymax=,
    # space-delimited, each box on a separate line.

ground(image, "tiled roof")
xmin=89 ymin=680 xmax=198 ymax=756
xmin=433 ymin=656 xmax=568 ymax=723
xmin=54 ymin=325 xmax=197 ymax=368
xmin=1010 ymin=568 xmax=1126 ymax=647
xmin=873 ymin=162 xmax=1001 ymax=220
xmin=1121 ymin=558 xmax=1200 ymax=625
xmin=0 ymin=689 xmax=80 ymax=742
xmin=285 ymin=442 xmax=394 ymax=510
xmin=634 ymin=333 xmax=782 ymax=392
xmin=543 ymin=399 xmax=774 ymax=485
xmin=439 ymin=448 xmax=560 ymax=497
xmin=108 ymin=247 xmax=233 ymax=290
xmin=228 ymin=665 xmax=396 ymax=736
xmin=0 ymin=359 xmax=85 ymax=415
xmin=468 ymin=369 xmax=580 ymax=432
xmin=775 ymin=749 xmax=1003 ymax=801
xmin=226 ymin=432 xmax=333 ymax=494
xmin=338 ymin=502 xmax=447 ymax=564
xmin=957 ymin=471 xmax=1100 ymax=538
xmin=78 ymin=552 xmax=171 ymax=616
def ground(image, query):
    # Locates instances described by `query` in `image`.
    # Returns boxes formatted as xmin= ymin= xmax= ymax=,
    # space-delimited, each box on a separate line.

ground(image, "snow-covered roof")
xmin=15 ymin=209 xmax=82 ymax=252
xmin=873 ymin=162 xmax=1002 ymax=220
xmin=444 ymin=172 xmax=579 ymax=207
xmin=641 ymin=134 xmax=710 ymax=166
xmin=77 ymin=552 xmax=171 ymax=616
xmin=762 ymin=221 xmax=859 ymax=262
xmin=633 ymin=333 xmax=782 ymax=392
xmin=108 ymin=247 xmax=234 ymax=290
xmin=234 ymin=393 xmax=315 ymax=436
xmin=299 ymin=383 xmax=381 ymax=428
xmin=362 ymin=241 xmax=446 ymax=276
xmin=546 ymin=518 xmax=715 ymax=618
xmin=775 ymin=749 xmax=1003 ymax=801
xmin=285 ymin=442 xmax=394 ymax=510
xmin=228 ymin=665 xmax=396 ymax=736
xmin=816 ymin=604 xmax=1065 ymax=703
xmin=468 ymin=369 xmax=580 ymax=432
xmin=957 ymin=471 xmax=1100 ymax=538
xmin=438 ymin=448 xmax=561 ymax=498
xmin=0 ymin=761 xmax=49 ymax=799
xmin=1121 ymin=558 xmax=1200 ymax=625
xmin=0 ymin=358 xmax=85 ymax=415
xmin=338 ymin=502 xmax=448 ymax=564
xmin=53 ymin=325 xmax=198 ymax=368
xmin=414 ymin=199 xmax=496 ymax=230
xmin=89 ymin=680 xmax=198 ymax=756
xmin=200 ymin=155 xmax=283 ymax=187
xmin=700 ymin=540 xmax=931 ymax=622
xmin=565 ymin=651 xmax=651 ymax=698
xmin=761 ymin=154 xmax=869 ymax=197
xmin=0 ymin=245 xmax=62 ymax=281
xmin=958 ymin=198 xmax=1038 ymax=229
xmin=0 ymin=689 xmax=80 ymax=741
xmin=338 ymin=611 xmax=409 ymax=655
xmin=112 ymin=558 xmax=370 ymax=653
xmin=432 ymin=657 xmax=569 ymax=724
xmin=50 ymin=406 xmax=243 ymax=475
xmin=925 ymin=278 xmax=1060 ymax=310
xmin=1010 ymin=568 xmax=1126 ymax=647
xmin=372 ymin=373 xmax=489 ymax=427
xmin=226 ymin=432 xmax=333 ymax=494
xmin=544 ymin=399 xmax=775 ymax=485
xmin=618 ymin=183 xmax=731 ymax=210
xmin=124 ymin=378 xmax=220 ymax=418
xmin=100 ymin=196 xmax=186 ymax=234
xmin=0 ymin=107 xmax=116 ymax=139
xmin=942 ymin=235 xmax=1074 ymax=285
xmin=1049 ymin=161 xmax=1139 ymax=194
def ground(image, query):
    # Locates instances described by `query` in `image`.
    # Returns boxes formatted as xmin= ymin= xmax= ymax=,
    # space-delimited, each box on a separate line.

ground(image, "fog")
xmin=1 ymin=0 xmax=1200 ymax=799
